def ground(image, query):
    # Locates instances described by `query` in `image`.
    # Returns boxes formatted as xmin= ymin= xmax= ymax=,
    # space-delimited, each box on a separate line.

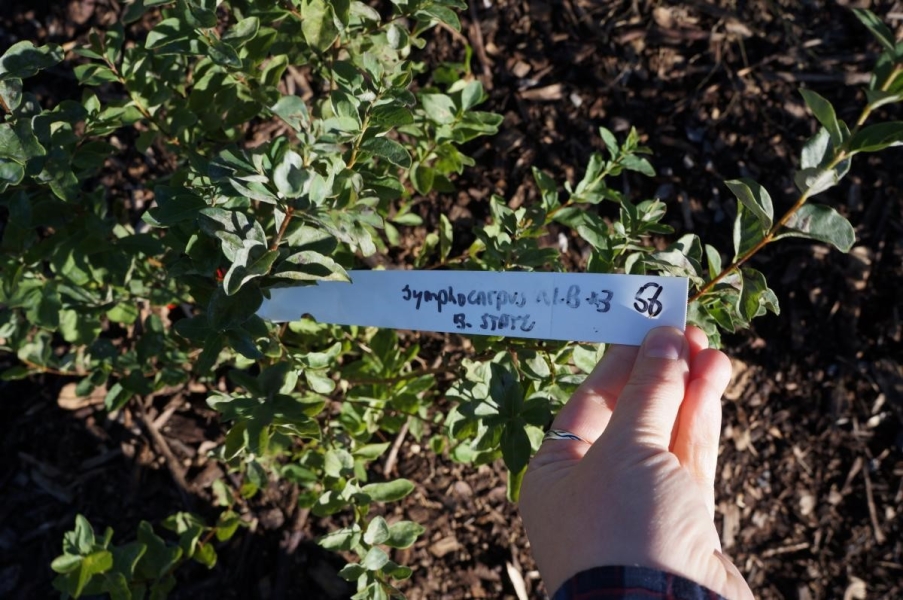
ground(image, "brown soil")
xmin=1 ymin=1 xmax=902 ymax=599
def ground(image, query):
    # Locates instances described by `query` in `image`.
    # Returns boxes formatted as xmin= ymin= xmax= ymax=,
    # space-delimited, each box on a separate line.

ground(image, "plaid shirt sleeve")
xmin=552 ymin=565 xmax=728 ymax=600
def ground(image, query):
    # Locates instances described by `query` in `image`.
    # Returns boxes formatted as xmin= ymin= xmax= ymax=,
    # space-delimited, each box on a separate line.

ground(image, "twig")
xmin=690 ymin=65 xmax=903 ymax=304
xmin=468 ymin=3 xmax=493 ymax=89
xmin=138 ymin=399 xmax=195 ymax=511
xmin=437 ymin=20 xmax=470 ymax=47
xmin=19 ymin=358 xmax=83 ymax=377
xmin=270 ymin=206 xmax=294 ymax=251
xmin=760 ymin=542 xmax=810 ymax=558
xmin=383 ymin=417 xmax=410 ymax=477
xmin=152 ymin=395 xmax=183 ymax=430
xmin=863 ymin=463 xmax=887 ymax=544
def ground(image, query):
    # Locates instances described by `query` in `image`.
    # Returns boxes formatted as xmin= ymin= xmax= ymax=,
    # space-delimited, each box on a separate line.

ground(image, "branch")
xmin=689 ymin=66 xmax=903 ymax=304
xmin=270 ymin=206 xmax=294 ymax=251
xmin=688 ymin=151 xmax=846 ymax=302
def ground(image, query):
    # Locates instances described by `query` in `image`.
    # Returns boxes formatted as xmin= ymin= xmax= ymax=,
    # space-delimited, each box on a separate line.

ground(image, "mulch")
xmin=1 ymin=0 xmax=902 ymax=598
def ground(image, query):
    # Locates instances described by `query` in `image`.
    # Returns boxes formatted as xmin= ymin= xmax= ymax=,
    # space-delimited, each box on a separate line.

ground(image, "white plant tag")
xmin=258 ymin=271 xmax=688 ymax=345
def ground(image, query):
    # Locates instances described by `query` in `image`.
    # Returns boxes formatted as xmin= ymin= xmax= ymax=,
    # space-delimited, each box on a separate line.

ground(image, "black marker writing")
xmin=453 ymin=313 xmax=472 ymax=330
xmin=585 ymin=289 xmax=613 ymax=313
xmin=633 ymin=282 xmax=664 ymax=317
xmin=401 ymin=284 xmax=528 ymax=313
xmin=479 ymin=313 xmax=536 ymax=332
xmin=535 ymin=285 xmax=581 ymax=309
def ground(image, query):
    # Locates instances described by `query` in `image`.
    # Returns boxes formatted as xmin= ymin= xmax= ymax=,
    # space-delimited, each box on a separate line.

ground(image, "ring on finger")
xmin=542 ymin=429 xmax=589 ymax=444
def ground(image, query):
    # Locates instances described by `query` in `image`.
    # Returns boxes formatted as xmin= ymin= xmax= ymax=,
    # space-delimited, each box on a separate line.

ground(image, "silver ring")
xmin=543 ymin=429 xmax=589 ymax=444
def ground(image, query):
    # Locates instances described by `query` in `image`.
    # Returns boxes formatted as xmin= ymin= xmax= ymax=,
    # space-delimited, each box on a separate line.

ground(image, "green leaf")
xmin=852 ymin=9 xmax=897 ymax=55
xmin=59 ymin=309 xmax=101 ymax=345
xmin=360 ymin=546 xmax=390 ymax=571
xmin=274 ymin=250 xmax=349 ymax=281
xmin=173 ymin=316 xmax=210 ymax=342
xmin=26 ymin=283 xmax=61 ymax=330
xmin=500 ymin=419 xmax=531 ymax=474
xmin=738 ymin=267 xmax=779 ymax=322
xmin=352 ymin=443 xmax=390 ymax=461
xmin=360 ymin=479 xmax=415 ymax=503
xmin=704 ymin=244 xmax=722 ymax=280
xmin=224 ymin=16 xmax=260 ymax=43
xmin=363 ymin=517 xmax=389 ymax=545
xmin=122 ymin=0 xmax=150 ymax=23
xmin=382 ymin=560 xmax=413 ymax=581
xmin=1 ymin=365 xmax=31 ymax=381
xmin=0 ymin=78 xmax=23 ymax=110
xmin=864 ymin=89 xmax=903 ymax=110
xmin=338 ymin=562 xmax=366 ymax=581
xmin=110 ymin=541 xmax=147 ymax=580
xmin=410 ymin=162 xmax=434 ymax=195
xmin=620 ymin=154 xmax=655 ymax=177
xmin=73 ymin=63 xmax=119 ymax=86
xmin=439 ymin=214 xmax=453 ymax=260
xmin=323 ymin=448 xmax=354 ymax=478
xmin=599 ymin=126 xmax=619 ymax=159
xmin=147 ymin=190 xmax=207 ymax=226
xmin=193 ymin=542 xmax=217 ymax=568
xmin=848 ymin=122 xmax=903 ymax=153
xmin=793 ymin=161 xmax=848 ymax=196
xmin=777 ymin=203 xmax=855 ymax=252
xmin=51 ymin=554 xmax=83 ymax=574
xmin=420 ymin=93 xmax=457 ymax=124
xmin=145 ymin=18 xmax=190 ymax=51
xmin=271 ymin=96 xmax=310 ymax=132
xmin=724 ymin=179 xmax=773 ymax=230
xmin=273 ymin=150 xmax=309 ymax=199
xmin=224 ymin=249 xmax=279 ymax=295
xmin=101 ymin=571 xmax=130 ymax=600
xmin=0 ymin=41 xmax=63 ymax=80
xmin=732 ymin=202 xmax=765 ymax=262
xmin=104 ymin=383 xmax=130 ymax=412
xmin=459 ymin=80 xmax=485 ymax=111
xmin=80 ymin=551 xmax=115 ymax=596
xmin=361 ymin=137 xmax=412 ymax=168
xmin=135 ymin=521 xmax=182 ymax=580
xmin=301 ymin=0 xmax=339 ymax=52
xmin=319 ymin=525 xmax=361 ymax=551
xmin=532 ymin=167 xmax=559 ymax=208
xmin=800 ymin=127 xmax=831 ymax=170
xmin=799 ymin=89 xmax=844 ymax=147
xmin=208 ymin=285 xmax=264 ymax=330
xmin=416 ymin=5 xmax=461 ymax=30
xmin=106 ymin=303 xmax=140 ymax=325
xmin=507 ymin=464 xmax=526 ymax=503
xmin=370 ymin=103 xmax=414 ymax=127
xmin=63 ymin=515 xmax=96 ymax=556
xmin=385 ymin=521 xmax=424 ymax=549
xmin=391 ymin=211 xmax=422 ymax=226
xmin=208 ymin=40 xmax=241 ymax=68
xmin=0 ymin=159 xmax=25 ymax=189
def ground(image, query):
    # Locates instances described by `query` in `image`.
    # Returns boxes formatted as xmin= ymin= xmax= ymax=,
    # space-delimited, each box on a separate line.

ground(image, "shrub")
xmin=0 ymin=2 xmax=900 ymax=598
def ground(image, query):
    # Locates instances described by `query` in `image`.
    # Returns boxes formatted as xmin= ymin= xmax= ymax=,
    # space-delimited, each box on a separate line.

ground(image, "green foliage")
xmin=51 ymin=513 xmax=241 ymax=599
xmin=1 ymin=4 xmax=900 ymax=598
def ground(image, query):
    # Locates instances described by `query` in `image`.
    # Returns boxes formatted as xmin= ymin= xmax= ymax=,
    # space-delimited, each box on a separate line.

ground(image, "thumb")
xmin=604 ymin=327 xmax=690 ymax=450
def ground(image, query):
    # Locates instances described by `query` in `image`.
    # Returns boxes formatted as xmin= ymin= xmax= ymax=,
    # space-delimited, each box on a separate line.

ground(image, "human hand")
xmin=519 ymin=326 xmax=753 ymax=599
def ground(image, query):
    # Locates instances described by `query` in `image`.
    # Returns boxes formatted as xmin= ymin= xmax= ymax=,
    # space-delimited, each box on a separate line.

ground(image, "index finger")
xmin=547 ymin=326 xmax=710 ymax=447
xmin=548 ymin=343 xmax=639 ymax=446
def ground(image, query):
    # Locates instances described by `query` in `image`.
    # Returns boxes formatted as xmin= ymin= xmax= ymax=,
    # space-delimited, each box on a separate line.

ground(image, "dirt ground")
xmin=1 ymin=0 xmax=902 ymax=599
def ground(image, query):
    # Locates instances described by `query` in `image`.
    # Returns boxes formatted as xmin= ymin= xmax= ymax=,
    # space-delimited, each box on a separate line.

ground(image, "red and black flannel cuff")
xmin=552 ymin=565 xmax=728 ymax=600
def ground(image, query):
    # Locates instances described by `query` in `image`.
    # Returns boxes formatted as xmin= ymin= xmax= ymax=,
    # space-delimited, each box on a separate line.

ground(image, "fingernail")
xmin=643 ymin=327 xmax=684 ymax=359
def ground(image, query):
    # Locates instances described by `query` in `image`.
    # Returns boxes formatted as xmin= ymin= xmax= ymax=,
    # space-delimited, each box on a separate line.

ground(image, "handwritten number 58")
xmin=633 ymin=283 xmax=664 ymax=318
